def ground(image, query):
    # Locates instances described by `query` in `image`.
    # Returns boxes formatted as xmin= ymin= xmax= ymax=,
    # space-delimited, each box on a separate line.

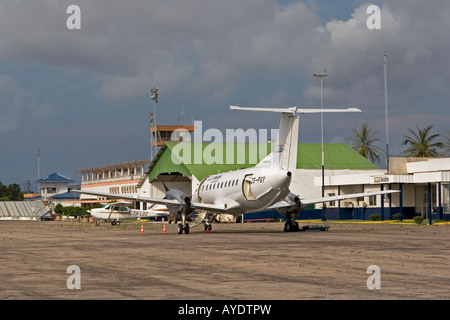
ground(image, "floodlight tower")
xmin=313 ymin=71 xmax=327 ymax=221
xmin=150 ymin=87 xmax=159 ymax=158
xmin=384 ymin=51 xmax=389 ymax=173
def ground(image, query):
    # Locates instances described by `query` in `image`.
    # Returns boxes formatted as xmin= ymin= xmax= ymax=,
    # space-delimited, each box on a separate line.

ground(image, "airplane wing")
xmin=71 ymin=190 xmax=228 ymax=213
xmin=72 ymin=190 xmax=181 ymax=206
xmin=267 ymin=190 xmax=400 ymax=210
xmin=112 ymin=201 xmax=133 ymax=205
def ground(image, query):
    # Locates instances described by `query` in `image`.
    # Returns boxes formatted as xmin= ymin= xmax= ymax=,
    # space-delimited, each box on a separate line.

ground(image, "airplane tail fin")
xmin=229 ymin=106 xmax=298 ymax=171
xmin=256 ymin=111 xmax=298 ymax=171
xmin=229 ymin=106 xmax=361 ymax=171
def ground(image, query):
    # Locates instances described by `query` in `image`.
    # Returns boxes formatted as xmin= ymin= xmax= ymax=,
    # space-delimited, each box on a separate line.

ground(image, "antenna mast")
xmin=384 ymin=51 xmax=389 ymax=173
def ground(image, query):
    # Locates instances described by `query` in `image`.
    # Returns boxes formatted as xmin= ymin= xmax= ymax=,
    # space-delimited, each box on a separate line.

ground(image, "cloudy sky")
xmin=0 ymin=0 xmax=449 ymax=189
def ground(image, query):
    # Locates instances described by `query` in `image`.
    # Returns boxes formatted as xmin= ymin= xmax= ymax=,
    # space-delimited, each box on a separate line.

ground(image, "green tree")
xmin=442 ymin=130 xmax=450 ymax=156
xmin=54 ymin=203 xmax=64 ymax=214
xmin=0 ymin=182 xmax=7 ymax=200
xmin=347 ymin=122 xmax=384 ymax=163
xmin=6 ymin=184 xmax=23 ymax=201
xmin=401 ymin=125 xmax=443 ymax=157
xmin=0 ymin=182 xmax=24 ymax=201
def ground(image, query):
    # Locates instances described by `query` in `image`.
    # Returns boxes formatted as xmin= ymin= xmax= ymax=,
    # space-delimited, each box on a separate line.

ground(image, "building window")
xmin=328 ymin=193 xmax=335 ymax=206
xmin=46 ymin=187 xmax=57 ymax=194
xmin=443 ymin=184 xmax=450 ymax=214
xmin=369 ymin=195 xmax=377 ymax=206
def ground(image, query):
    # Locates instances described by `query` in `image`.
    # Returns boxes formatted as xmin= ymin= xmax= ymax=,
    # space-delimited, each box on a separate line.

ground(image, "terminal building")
xmin=319 ymin=157 xmax=450 ymax=221
xmin=77 ymin=160 xmax=151 ymax=205
xmin=77 ymin=124 xmax=195 ymax=207
xmin=36 ymin=173 xmax=74 ymax=202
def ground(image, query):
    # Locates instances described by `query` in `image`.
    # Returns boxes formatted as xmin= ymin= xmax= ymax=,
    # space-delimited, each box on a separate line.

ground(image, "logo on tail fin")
xmin=275 ymin=144 xmax=284 ymax=153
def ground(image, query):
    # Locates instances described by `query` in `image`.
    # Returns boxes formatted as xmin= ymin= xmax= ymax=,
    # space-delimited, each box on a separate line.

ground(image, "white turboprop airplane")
xmin=88 ymin=202 xmax=169 ymax=226
xmin=74 ymin=106 xmax=399 ymax=234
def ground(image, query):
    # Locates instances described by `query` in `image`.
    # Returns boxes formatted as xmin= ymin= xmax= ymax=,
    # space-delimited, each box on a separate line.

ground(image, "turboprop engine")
xmin=276 ymin=192 xmax=305 ymax=232
xmin=164 ymin=188 xmax=195 ymax=234
xmin=165 ymin=189 xmax=192 ymax=215
xmin=278 ymin=192 xmax=304 ymax=214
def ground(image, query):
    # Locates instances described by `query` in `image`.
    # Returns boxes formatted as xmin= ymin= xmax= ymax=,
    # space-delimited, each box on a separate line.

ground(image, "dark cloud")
xmin=0 ymin=0 xmax=448 ymax=184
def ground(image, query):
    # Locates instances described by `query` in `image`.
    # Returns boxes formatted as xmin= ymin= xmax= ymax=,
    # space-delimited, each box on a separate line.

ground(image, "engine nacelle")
xmin=276 ymin=192 xmax=305 ymax=217
xmin=165 ymin=189 xmax=192 ymax=216
xmin=286 ymin=192 xmax=303 ymax=208
xmin=165 ymin=189 xmax=191 ymax=206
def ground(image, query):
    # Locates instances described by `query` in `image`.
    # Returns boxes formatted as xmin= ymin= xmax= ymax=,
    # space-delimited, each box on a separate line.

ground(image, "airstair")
xmin=189 ymin=210 xmax=207 ymax=228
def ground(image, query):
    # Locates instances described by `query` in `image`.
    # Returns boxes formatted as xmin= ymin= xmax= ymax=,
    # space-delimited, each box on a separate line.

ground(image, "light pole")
xmin=313 ymin=71 xmax=327 ymax=221
xmin=150 ymin=87 xmax=159 ymax=158
xmin=384 ymin=51 xmax=389 ymax=173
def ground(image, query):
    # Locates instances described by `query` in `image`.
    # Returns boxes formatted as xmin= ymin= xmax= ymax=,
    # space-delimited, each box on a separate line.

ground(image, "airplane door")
xmin=197 ymin=178 xmax=207 ymax=202
xmin=242 ymin=175 xmax=256 ymax=201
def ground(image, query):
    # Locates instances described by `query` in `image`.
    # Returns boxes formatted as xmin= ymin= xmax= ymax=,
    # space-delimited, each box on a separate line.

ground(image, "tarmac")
xmin=1 ymin=220 xmax=449 ymax=300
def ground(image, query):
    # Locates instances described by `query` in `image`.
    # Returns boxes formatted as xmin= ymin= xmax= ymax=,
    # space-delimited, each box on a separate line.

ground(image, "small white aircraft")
xmin=88 ymin=202 xmax=169 ymax=226
xmin=74 ymin=105 xmax=399 ymax=233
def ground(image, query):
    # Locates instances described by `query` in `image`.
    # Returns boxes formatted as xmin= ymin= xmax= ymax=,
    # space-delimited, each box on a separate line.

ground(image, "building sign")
xmin=372 ymin=176 xmax=390 ymax=183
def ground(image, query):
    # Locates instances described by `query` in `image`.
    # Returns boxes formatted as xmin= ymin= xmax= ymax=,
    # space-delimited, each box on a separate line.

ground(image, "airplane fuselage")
xmin=89 ymin=204 xmax=168 ymax=221
xmin=194 ymin=167 xmax=292 ymax=215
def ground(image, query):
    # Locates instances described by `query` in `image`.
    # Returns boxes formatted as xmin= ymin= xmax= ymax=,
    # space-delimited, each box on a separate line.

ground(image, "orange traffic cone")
xmin=140 ymin=224 xmax=144 ymax=234
xmin=163 ymin=224 xmax=167 ymax=234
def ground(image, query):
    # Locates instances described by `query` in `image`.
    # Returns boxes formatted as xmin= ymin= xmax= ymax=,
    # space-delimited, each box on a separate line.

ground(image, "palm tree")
xmin=442 ymin=130 xmax=450 ymax=156
xmin=401 ymin=125 xmax=443 ymax=157
xmin=347 ymin=122 xmax=384 ymax=163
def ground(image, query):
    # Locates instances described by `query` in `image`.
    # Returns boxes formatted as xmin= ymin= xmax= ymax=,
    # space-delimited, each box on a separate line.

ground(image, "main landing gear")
xmin=284 ymin=218 xmax=330 ymax=232
xmin=177 ymin=223 xmax=190 ymax=234
xmin=284 ymin=220 xmax=300 ymax=232
xmin=94 ymin=220 xmax=121 ymax=226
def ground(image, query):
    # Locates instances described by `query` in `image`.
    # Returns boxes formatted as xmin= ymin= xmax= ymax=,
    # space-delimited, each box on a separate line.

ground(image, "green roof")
xmin=298 ymin=143 xmax=380 ymax=170
xmin=148 ymin=142 xmax=379 ymax=181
